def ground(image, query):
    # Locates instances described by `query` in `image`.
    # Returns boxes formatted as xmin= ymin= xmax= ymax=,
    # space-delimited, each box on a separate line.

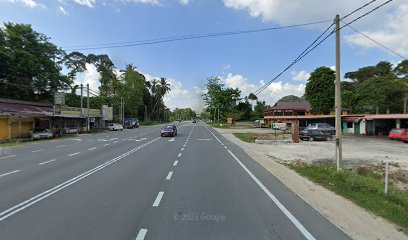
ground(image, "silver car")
xmin=29 ymin=128 xmax=53 ymax=140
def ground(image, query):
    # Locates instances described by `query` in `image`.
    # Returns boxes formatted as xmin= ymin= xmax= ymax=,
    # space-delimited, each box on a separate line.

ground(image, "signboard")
xmin=227 ymin=118 xmax=233 ymax=124
xmin=102 ymin=105 xmax=113 ymax=121
xmin=54 ymin=106 xmax=101 ymax=117
xmin=90 ymin=117 xmax=95 ymax=123
xmin=54 ymin=92 xmax=65 ymax=105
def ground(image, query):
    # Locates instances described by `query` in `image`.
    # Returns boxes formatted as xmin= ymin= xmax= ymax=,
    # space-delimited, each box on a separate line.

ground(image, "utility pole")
xmin=87 ymin=83 xmax=90 ymax=132
xmin=145 ymin=104 xmax=148 ymax=123
xmin=80 ymin=84 xmax=83 ymax=117
xmin=218 ymin=105 xmax=220 ymax=123
xmin=404 ymin=95 xmax=407 ymax=114
xmin=335 ymin=14 xmax=343 ymax=170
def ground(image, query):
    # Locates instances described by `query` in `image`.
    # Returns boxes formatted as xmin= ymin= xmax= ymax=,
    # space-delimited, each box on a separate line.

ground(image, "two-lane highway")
xmin=0 ymin=122 xmax=350 ymax=240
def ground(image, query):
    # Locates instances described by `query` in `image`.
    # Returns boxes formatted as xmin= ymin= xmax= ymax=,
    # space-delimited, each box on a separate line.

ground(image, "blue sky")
xmin=1 ymin=0 xmax=407 ymax=111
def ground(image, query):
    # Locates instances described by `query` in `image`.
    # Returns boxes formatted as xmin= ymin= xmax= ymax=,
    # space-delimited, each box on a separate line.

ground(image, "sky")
xmin=1 ymin=0 xmax=407 ymax=112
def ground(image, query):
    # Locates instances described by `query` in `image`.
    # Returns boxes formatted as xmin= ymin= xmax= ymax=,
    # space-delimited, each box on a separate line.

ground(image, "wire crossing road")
xmin=0 ymin=123 xmax=350 ymax=240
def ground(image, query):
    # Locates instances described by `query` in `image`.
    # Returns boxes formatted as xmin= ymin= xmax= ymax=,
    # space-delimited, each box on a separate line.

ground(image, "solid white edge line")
xmin=0 ymin=137 xmax=161 ymax=222
xmin=135 ymin=228 xmax=148 ymax=240
xmin=173 ymin=160 xmax=178 ymax=166
xmin=0 ymin=170 xmax=21 ymax=178
xmin=166 ymin=171 xmax=173 ymax=180
xmin=38 ymin=159 xmax=56 ymax=165
xmin=152 ymin=191 xmax=164 ymax=207
xmin=0 ymin=155 xmax=17 ymax=160
xmin=227 ymin=150 xmax=316 ymax=240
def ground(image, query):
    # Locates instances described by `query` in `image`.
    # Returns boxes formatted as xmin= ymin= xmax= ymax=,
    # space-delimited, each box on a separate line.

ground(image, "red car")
xmin=401 ymin=133 xmax=408 ymax=143
xmin=388 ymin=128 xmax=407 ymax=140
xmin=160 ymin=124 xmax=178 ymax=137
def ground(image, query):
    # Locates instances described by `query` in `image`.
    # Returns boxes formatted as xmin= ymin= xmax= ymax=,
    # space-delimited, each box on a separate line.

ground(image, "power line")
xmin=63 ymin=20 xmax=332 ymax=51
xmin=343 ymin=22 xmax=407 ymax=60
xmin=340 ymin=0 xmax=377 ymax=20
xmin=254 ymin=0 xmax=394 ymax=95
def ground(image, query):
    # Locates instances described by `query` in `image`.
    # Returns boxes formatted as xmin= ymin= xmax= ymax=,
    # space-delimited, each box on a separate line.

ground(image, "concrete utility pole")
xmin=87 ymin=83 xmax=90 ymax=132
xmin=80 ymin=84 xmax=83 ymax=117
xmin=404 ymin=96 xmax=407 ymax=114
xmin=218 ymin=105 xmax=220 ymax=123
xmin=335 ymin=14 xmax=343 ymax=170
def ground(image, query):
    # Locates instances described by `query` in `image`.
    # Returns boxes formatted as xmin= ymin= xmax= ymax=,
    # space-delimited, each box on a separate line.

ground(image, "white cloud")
xmin=345 ymin=3 xmax=408 ymax=56
xmin=118 ymin=0 xmax=160 ymax=5
xmin=58 ymin=5 xmax=69 ymax=15
xmin=8 ymin=0 xmax=43 ymax=8
xmin=74 ymin=0 xmax=96 ymax=8
xmin=223 ymin=0 xmax=406 ymax=56
xmin=222 ymin=73 xmax=305 ymax=105
xmin=291 ymin=70 xmax=310 ymax=81
xmin=75 ymin=63 xmax=101 ymax=92
xmin=142 ymin=72 xmax=205 ymax=112
xmin=179 ymin=0 xmax=190 ymax=5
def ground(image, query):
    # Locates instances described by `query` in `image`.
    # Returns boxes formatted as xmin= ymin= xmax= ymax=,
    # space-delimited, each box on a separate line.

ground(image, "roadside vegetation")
xmin=232 ymin=132 xmax=287 ymax=143
xmin=287 ymin=161 xmax=408 ymax=233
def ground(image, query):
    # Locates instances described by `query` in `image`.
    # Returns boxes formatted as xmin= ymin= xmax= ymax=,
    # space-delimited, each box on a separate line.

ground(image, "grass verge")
xmin=232 ymin=132 xmax=287 ymax=143
xmin=287 ymin=161 xmax=408 ymax=233
xmin=208 ymin=123 xmax=252 ymax=129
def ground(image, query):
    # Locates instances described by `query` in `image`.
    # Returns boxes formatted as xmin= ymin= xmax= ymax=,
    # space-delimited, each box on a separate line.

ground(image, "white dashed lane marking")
xmin=166 ymin=171 xmax=173 ymax=180
xmin=68 ymin=152 xmax=80 ymax=157
xmin=135 ymin=229 xmax=148 ymax=240
xmin=152 ymin=192 xmax=164 ymax=207
xmin=38 ymin=159 xmax=56 ymax=165
xmin=173 ymin=160 xmax=178 ymax=166
xmin=88 ymin=147 xmax=96 ymax=151
xmin=32 ymin=149 xmax=44 ymax=153
xmin=0 ymin=170 xmax=21 ymax=178
xmin=0 ymin=155 xmax=16 ymax=160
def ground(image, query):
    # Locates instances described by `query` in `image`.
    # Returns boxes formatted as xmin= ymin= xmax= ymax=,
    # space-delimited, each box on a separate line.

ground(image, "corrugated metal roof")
xmin=0 ymin=98 xmax=53 ymax=117
xmin=269 ymin=102 xmax=311 ymax=111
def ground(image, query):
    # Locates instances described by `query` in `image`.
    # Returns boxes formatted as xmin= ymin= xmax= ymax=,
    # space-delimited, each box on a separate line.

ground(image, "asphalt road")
xmin=0 ymin=122 xmax=350 ymax=240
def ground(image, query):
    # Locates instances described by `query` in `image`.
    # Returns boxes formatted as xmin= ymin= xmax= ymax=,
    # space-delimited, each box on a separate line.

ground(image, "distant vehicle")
xmin=254 ymin=119 xmax=266 ymax=128
xmin=161 ymin=124 xmax=177 ymax=137
xmin=29 ymin=128 xmax=53 ymax=140
xmin=306 ymin=123 xmax=335 ymax=134
xmin=192 ymin=119 xmax=197 ymax=123
xmin=108 ymin=123 xmax=124 ymax=131
xmin=124 ymin=118 xmax=140 ymax=129
xmin=388 ymin=128 xmax=407 ymax=140
xmin=300 ymin=129 xmax=332 ymax=141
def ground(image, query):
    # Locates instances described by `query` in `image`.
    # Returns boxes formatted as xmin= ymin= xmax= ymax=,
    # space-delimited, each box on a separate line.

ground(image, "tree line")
xmin=305 ymin=61 xmax=408 ymax=114
xmin=0 ymin=22 xmax=171 ymax=122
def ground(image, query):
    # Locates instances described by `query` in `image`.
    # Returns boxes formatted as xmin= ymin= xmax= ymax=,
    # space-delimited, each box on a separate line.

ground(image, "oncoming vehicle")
xmin=107 ymin=123 xmax=124 ymax=131
xmin=160 ymin=124 xmax=177 ymax=137
xmin=388 ymin=128 xmax=407 ymax=140
xmin=29 ymin=128 xmax=53 ymax=140
xmin=300 ymin=129 xmax=332 ymax=141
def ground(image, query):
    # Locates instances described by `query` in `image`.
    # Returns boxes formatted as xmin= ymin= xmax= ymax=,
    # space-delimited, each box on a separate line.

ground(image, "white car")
xmin=107 ymin=123 xmax=124 ymax=131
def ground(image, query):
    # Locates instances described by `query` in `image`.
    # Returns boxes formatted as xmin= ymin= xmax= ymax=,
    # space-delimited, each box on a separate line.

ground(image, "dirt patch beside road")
xmin=213 ymin=127 xmax=407 ymax=240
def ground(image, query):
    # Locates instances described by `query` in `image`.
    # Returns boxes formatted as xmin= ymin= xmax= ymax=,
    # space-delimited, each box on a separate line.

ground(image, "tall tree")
xmin=0 ymin=22 xmax=68 ymax=101
xmin=277 ymin=95 xmax=303 ymax=102
xmin=63 ymin=51 xmax=87 ymax=93
xmin=305 ymin=67 xmax=335 ymax=114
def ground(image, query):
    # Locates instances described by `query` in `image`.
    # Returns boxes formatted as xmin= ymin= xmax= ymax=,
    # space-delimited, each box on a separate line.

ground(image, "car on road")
xmin=306 ymin=123 xmax=335 ymax=134
xmin=107 ymin=123 xmax=124 ymax=131
xmin=388 ymin=128 xmax=407 ymax=140
xmin=300 ymin=129 xmax=332 ymax=141
xmin=29 ymin=128 xmax=53 ymax=140
xmin=192 ymin=119 xmax=196 ymax=123
xmin=160 ymin=124 xmax=177 ymax=137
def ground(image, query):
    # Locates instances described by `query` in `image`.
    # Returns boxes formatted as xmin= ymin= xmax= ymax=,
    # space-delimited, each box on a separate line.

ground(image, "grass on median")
xmin=233 ymin=132 xmax=287 ymax=143
xmin=287 ymin=161 xmax=408 ymax=233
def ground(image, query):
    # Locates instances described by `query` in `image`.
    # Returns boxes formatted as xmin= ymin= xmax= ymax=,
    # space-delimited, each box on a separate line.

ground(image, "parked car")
xmin=306 ymin=123 xmax=335 ymax=134
xmin=300 ymin=129 xmax=332 ymax=141
xmin=388 ymin=128 xmax=407 ymax=140
xmin=107 ymin=123 xmax=124 ymax=131
xmin=160 ymin=124 xmax=177 ymax=137
xmin=192 ymin=119 xmax=197 ymax=123
xmin=29 ymin=128 xmax=53 ymax=140
xmin=401 ymin=133 xmax=408 ymax=143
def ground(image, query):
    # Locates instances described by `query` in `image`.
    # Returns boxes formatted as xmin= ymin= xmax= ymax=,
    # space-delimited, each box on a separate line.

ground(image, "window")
xmin=347 ymin=122 xmax=353 ymax=128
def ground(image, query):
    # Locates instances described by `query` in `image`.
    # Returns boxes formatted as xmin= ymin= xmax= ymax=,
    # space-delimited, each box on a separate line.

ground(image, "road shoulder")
xmin=212 ymin=127 xmax=407 ymax=240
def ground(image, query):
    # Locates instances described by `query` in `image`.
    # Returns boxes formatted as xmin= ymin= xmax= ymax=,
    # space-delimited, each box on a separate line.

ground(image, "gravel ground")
xmin=213 ymin=127 xmax=408 ymax=240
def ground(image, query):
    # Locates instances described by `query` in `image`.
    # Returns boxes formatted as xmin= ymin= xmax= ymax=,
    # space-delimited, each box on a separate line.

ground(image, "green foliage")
xmin=288 ymin=163 xmax=408 ymax=231
xmin=171 ymin=108 xmax=197 ymax=121
xmin=277 ymin=95 xmax=304 ymax=102
xmin=305 ymin=67 xmax=335 ymax=114
xmin=253 ymin=100 xmax=269 ymax=119
xmin=0 ymin=22 xmax=68 ymax=101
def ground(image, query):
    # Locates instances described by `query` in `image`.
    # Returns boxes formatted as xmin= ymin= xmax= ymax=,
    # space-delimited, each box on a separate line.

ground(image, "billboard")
xmin=102 ymin=105 xmax=113 ymax=121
